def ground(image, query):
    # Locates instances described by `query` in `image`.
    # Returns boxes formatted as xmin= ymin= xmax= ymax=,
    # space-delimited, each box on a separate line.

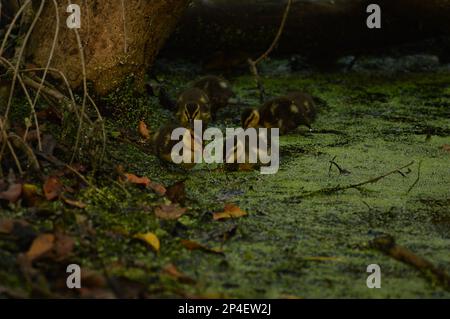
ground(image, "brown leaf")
xmin=166 ymin=180 xmax=186 ymax=204
xmin=53 ymin=233 xmax=75 ymax=260
xmin=43 ymin=176 xmax=63 ymax=201
xmin=123 ymin=173 xmax=151 ymax=187
xmin=26 ymin=234 xmax=55 ymax=262
xmin=180 ymin=239 xmax=224 ymax=255
xmin=213 ymin=203 xmax=247 ymax=221
xmin=138 ymin=121 xmax=151 ymax=140
xmin=442 ymin=144 xmax=450 ymax=153
xmin=155 ymin=204 xmax=187 ymax=220
xmin=162 ymin=263 xmax=195 ymax=284
xmin=22 ymin=184 xmax=40 ymax=206
xmin=62 ymin=196 xmax=87 ymax=209
xmin=0 ymin=219 xmax=14 ymax=234
xmin=148 ymin=181 xmax=166 ymax=196
xmin=0 ymin=183 xmax=22 ymax=203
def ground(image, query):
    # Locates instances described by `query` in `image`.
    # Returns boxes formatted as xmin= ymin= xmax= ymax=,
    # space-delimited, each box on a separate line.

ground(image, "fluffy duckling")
xmin=222 ymin=131 xmax=273 ymax=172
xmin=176 ymin=88 xmax=211 ymax=129
xmin=152 ymin=124 xmax=201 ymax=170
xmin=286 ymin=91 xmax=317 ymax=124
xmin=241 ymin=94 xmax=316 ymax=134
xmin=192 ymin=76 xmax=234 ymax=117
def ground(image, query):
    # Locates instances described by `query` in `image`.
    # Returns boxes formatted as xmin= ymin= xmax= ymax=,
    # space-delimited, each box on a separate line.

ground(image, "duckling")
xmin=192 ymin=76 xmax=234 ymax=118
xmin=286 ymin=91 xmax=317 ymax=124
xmin=176 ymin=88 xmax=211 ymax=129
xmin=241 ymin=95 xmax=315 ymax=134
xmin=222 ymin=130 xmax=274 ymax=172
xmin=152 ymin=124 xmax=201 ymax=170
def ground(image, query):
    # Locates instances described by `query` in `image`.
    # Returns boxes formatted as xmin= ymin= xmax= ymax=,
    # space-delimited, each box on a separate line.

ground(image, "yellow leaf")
xmin=134 ymin=232 xmax=160 ymax=252
xmin=26 ymin=234 xmax=55 ymax=262
xmin=213 ymin=203 xmax=247 ymax=221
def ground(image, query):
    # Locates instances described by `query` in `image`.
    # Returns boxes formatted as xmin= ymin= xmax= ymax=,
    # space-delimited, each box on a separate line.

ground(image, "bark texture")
xmin=27 ymin=0 xmax=191 ymax=95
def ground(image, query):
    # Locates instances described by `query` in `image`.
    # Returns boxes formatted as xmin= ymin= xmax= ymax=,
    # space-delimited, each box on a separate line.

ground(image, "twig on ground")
xmin=328 ymin=156 xmax=351 ymax=176
xmin=302 ymin=161 xmax=415 ymax=198
xmin=370 ymin=234 xmax=450 ymax=291
xmin=407 ymin=160 xmax=422 ymax=194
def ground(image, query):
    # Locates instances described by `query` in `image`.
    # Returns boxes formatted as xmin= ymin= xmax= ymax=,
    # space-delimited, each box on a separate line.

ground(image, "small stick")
xmin=370 ymin=234 xmax=450 ymax=291
xmin=328 ymin=156 xmax=351 ymax=176
xmin=302 ymin=161 xmax=414 ymax=198
xmin=407 ymin=160 xmax=422 ymax=194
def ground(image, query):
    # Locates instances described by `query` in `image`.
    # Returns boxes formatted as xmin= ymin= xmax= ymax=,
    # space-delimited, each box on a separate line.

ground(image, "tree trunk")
xmin=27 ymin=0 xmax=190 ymax=95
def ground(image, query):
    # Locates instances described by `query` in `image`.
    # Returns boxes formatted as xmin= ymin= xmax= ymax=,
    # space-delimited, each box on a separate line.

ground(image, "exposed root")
xmin=370 ymin=234 xmax=450 ymax=291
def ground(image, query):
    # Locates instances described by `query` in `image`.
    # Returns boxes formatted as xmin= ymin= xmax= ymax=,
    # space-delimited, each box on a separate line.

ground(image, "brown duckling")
xmin=222 ymin=130 xmax=275 ymax=172
xmin=176 ymin=88 xmax=211 ymax=129
xmin=152 ymin=124 xmax=201 ymax=170
xmin=241 ymin=94 xmax=316 ymax=134
xmin=192 ymin=75 xmax=235 ymax=118
xmin=286 ymin=91 xmax=317 ymax=124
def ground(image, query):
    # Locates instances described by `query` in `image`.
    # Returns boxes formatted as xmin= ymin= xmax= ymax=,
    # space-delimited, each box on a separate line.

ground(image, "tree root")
xmin=370 ymin=234 xmax=450 ymax=291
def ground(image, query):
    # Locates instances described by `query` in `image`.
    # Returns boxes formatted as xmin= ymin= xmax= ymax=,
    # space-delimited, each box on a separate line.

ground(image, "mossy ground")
xmin=1 ymin=62 xmax=449 ymax=298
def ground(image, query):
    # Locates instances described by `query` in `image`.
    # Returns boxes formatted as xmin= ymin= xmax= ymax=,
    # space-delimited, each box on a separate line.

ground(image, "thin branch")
xmin=26 ymin=0 xmax=60 ymax=151
xmin=248 ymin=0 xmax=292 ymax=103
xmin=301 ymin=161 xmax=415 ymax=198
xmin=0 ymin=0 xmax=44 ymax=164
xmin=328 ymin=156 xmax=351 ymax=176
xmin=370 ymin=234 xmax=450 ymax=291
xmin=68 ymin=0 xmax=88 ymax=164
xmin=407 ymin=160 xmax=422 ymax=194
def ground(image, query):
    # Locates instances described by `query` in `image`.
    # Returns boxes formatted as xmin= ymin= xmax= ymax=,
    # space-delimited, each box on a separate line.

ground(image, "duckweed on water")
xmin=1 ymin=69 xmax=449 ymax=298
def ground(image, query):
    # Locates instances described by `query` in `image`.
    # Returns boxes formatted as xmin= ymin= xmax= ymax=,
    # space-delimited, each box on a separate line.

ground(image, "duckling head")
xmin=177 ymin=88 xmax=211 ymax=128
xmin=241 ymin=108 xmax=260 ymax=129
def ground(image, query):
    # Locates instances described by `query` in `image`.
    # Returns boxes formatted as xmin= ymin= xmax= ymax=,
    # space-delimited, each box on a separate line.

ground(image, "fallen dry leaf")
xmin=26 ymin=234 xmax=55 ymax=262
xmin=442 ymin=144 xmax=450 ymax=153
xmin=180 ymin=239 xmax=224 ymax=255
xmin=148 ymin=181 xmax=166 ymax=196
xmin=134 ymin=232 xmax=160 ymax=252
xmin=22 ymin=184 xmax=40 ymax=206
xmin=62 ymin=196 xmax=87 ymax=209
xmin=43 ymin=176 xmax=63 ymax=201
xmin=162 ymin=263 xmax=195 ymax=284
xmin=155 ymin=204 xmax=187 ymax=220
xmin=138 ymin=121 xmax=151 ymax=140
xmin=0 ymin=219 xmax=14 ymax=234
xmin=166 ymin=180 xmax=186 ymax=204
xmin=123 ymin=173 xmax=151 ymax=187
xmin=53 ymin=233 xmax=75 ymax=260
xmin=0 ymin=183 xmax=22 ymax=203
xmin=213 ymin=203 xmax=247 ymax=221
